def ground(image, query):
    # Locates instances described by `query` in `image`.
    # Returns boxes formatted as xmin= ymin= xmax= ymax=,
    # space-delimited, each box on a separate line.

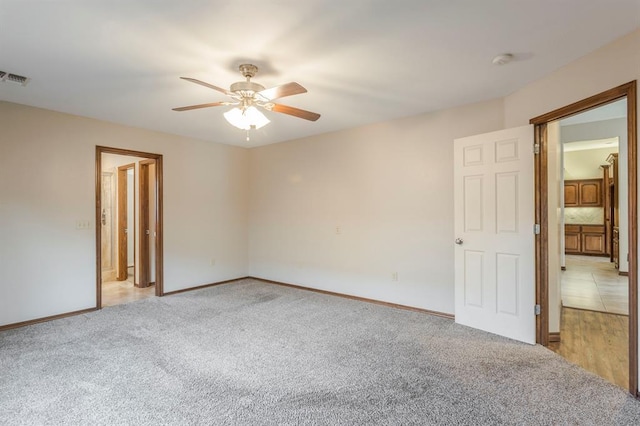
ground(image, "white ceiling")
xmin=1 ymin=0 xmax=639 ymax=147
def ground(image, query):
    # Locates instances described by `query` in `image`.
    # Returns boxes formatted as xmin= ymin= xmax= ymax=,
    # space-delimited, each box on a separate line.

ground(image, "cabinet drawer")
xmin=582 ymin=225 xmax=605 ymax=234
xmin=565 ymin=225 xmax=581 ymax=233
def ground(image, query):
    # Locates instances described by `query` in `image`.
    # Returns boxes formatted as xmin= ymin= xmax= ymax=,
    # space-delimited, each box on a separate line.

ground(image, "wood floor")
xmin=549 ymin=307 xmax=628 ymax=389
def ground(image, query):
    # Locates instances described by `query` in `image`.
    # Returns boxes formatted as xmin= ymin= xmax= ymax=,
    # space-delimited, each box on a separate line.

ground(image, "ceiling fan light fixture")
xmin=223 ymin=106 xmax=270 ymax=130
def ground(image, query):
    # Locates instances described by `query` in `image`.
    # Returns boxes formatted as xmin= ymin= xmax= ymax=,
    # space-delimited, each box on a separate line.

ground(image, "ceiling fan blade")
xmin=172 ymin=102 xmax=228 ymax=112
xmin=270 ymin=103 xmax=321 ymax=121
xmin=258 ymin=82 xmax=307 ymax=101
xmin=180 ymin=77 xmax=232 ymax=96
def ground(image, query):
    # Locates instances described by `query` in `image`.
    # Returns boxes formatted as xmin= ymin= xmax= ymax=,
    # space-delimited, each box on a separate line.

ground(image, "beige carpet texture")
xmin=1 ymin=279 xmax=639 ymax=425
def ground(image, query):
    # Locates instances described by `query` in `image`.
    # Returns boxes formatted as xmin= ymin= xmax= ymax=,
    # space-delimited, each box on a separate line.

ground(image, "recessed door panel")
xmin=464 ymin=176 xmax=484 ymax=232
xmin=496 ymin=172 xmax=518 ymax=233
xmin=464 ymin=250 xmax=484 ymax=308
xmin=495 ymin=139 xmax=519 ymax=163
xmin=463 ymin=145 xmax=483 ymax=167
xmin=496 ymin=253 xmax=519 ymax=316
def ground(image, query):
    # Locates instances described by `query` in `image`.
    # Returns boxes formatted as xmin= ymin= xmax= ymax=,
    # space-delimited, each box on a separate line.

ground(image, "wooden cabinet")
xmin=582 ymin=225 xmax=606 ymax=255
xmin=564 ymin=182 xmax=579 ymax=207
xmin=564 ymin=179 xmax=603 ymax=207
xmin=564 ymin=224 xmax=606 ymax=255
xmin=564 ymin=225 xmax=581 ymax=254
xmin=579 ymin=181 xmax=602 ymax=206
xmin=612 ymin=227 xmax=620 ymax=269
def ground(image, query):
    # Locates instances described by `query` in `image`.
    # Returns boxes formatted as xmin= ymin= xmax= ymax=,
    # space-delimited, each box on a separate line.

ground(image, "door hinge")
xmin=534 ymin=143 xmax=540 ymax=155
xmin=534 ymin=224 xmax=540 ymax=235
xmin=535 ymin=304 xmax=541 ymax=315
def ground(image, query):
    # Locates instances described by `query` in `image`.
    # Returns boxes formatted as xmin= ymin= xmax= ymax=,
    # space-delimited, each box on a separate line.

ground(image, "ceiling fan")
xmin=173 ymin=64 xmax=320 ymax=131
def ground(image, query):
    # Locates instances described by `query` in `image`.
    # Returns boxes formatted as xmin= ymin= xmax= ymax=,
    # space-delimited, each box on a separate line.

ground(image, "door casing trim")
xmin=116 ymin=163 xmax=135 ymax=282
xmin=95 ymin=146 xmax=164 ymax=308
xmin=138 ymin=159 xmax=155 ymax=288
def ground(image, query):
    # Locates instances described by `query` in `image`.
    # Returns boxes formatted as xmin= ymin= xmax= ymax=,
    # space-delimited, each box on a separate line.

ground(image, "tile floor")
xmin=102 ymin=267 xmax=155 ymax=307
xmin=561 ymin=255 xmax=628 ymax=315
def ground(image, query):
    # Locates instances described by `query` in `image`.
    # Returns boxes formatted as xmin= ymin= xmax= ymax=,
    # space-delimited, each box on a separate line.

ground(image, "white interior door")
xmin=454 ymin=125 xmax=535 ymax=344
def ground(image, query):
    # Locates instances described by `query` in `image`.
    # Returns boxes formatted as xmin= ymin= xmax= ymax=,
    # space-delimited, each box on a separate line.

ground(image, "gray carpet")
xmin=1 ymin=279 xmax=639 ymax=425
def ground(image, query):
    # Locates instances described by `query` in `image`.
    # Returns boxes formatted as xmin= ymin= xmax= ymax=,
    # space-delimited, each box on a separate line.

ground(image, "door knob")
xmin=455 ymin=238 xmax=463 ymax=245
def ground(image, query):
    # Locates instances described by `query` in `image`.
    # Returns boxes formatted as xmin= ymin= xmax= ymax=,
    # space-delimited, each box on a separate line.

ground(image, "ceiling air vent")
xmin=0 ymin=70 xmax=30 ymax=86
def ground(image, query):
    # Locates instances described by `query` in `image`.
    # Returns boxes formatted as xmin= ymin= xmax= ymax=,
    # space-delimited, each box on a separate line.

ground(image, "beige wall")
xmin=248 ymin=99 xmax=505 ymax=313
xmin=0 ymin=102 xmax=249 ymax=326
xmin=564 ymin=147 xmax=616 ymax=180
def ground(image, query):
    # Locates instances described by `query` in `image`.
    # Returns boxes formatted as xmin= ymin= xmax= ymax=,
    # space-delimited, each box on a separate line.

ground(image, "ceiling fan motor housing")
xmin=232 ymin=64 xmax=264 ymax=95
xmin=230 ymin=80 xmax=265 ymax=94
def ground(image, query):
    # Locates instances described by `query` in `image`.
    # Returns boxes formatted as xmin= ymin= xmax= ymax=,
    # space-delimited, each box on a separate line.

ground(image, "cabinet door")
xmin=565 ymin=232 xmax=581 ymax=253
xmin=579 ymin=180 xmax=602 ymax=206
xmin=564 ymin=182 xmax=579 ymax=207
xmin=582 ymin=233 xmax=605 ymax=254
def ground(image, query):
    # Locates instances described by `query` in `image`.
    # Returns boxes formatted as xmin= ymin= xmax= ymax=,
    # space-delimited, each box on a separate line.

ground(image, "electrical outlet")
xmin=210 ymin=258 xmax=216 ymax=266
xmin=76 ymin=220 xmax=91 ymax=230
xmin=335 ymin=226 xmax=341 ymax=235
xmin=392 ymin=272 xmax=398 ymax=281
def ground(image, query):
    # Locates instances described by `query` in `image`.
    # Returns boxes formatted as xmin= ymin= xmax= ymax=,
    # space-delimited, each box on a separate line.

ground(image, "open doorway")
xmin=531 ymin=81 xmax=637 ymax=395
xmin=545 ymin=100 xmax=629 ymax=388
xmin=101 ymin=156 xmax=151 ymax=306
xmin=95 ymin=146 xmax=164 ymax=308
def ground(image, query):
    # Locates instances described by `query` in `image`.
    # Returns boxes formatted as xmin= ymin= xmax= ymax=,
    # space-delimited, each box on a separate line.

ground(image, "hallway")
xmin=561 ymin=255 xmax=628 ymax=315
xmin=102 ymin=268 xmax=155 ymax=307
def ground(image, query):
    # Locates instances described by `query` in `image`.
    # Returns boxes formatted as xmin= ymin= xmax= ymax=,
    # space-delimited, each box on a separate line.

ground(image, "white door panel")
xmin=454 ymin=125 xmax=535 ymax=344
